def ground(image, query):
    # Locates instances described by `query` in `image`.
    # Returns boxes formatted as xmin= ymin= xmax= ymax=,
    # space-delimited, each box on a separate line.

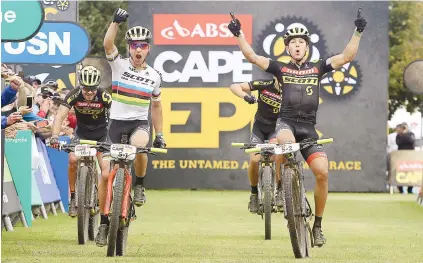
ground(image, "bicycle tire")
xmin=77 ymin=166 xmax=90 ymax=245
xmin=283 ymin=167 xmax=308 ymax=258
xmin=88 ymin=183 xmax=98 ymax=241
xmin=116 ymin=191 xmax=131 ymax=256
xmin=263 ymin=165 xmax=272 ymax=240
xmin=107 ymin=168 xmax=125 ymax=257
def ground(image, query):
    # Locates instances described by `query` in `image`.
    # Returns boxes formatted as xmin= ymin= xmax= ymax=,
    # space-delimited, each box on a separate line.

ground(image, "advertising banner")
xmin=128 ymin=1 xmax=389 ymax=192
xmin=389 ymin=150 xmax=423 ymax=187
xmin=1 ymin=0 xmax=44 ymax=42
xmin=2 ymin=157 xmax=22 ymax=216
xmin=3 ymin=1 xmax=79 ymax=91
xmin=5 ymin=130 xmax=33 ymax=226
xmin=1 ymin=22 xmax=90 ymax=65
xmin=35 ymin=138 xmax=61 ymax=204
xmin=46 ymin=136 xmax=71 ymax=211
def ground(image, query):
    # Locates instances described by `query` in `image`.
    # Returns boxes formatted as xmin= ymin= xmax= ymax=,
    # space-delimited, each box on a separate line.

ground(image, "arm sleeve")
xmin=265 ymin=60 xmax=281 ymax=76
xmin=1 ymin=86 xmax=17 ymax=106
xmin=249 ymin=79 xmax=275 ymax=91
xmin=1 ymin=116 xmax=7 ymax=128
xmin=63 ymin=89 xmax=79 ymax=109
xmin=151 ymin=71 xmax=162 ymax=102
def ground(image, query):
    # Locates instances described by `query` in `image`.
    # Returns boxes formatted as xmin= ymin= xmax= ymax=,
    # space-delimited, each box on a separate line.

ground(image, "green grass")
xmin=2 ymin=191 xmax=423 ymax=263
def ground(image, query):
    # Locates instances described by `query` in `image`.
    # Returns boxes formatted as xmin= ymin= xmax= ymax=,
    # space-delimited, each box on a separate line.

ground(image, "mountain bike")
xmin=58 ymin=139 xmax=103 ymax=245
xmin=232 ymin=140 xmax=283 ymax=240
xmin=79 ymin=136 xmax=168 ymax=257
xmin=234 ymin=138 xmax=333 ymax=258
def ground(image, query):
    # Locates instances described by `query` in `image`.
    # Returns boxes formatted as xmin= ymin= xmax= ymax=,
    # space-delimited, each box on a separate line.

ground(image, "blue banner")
xmin=46 ymin=136 xmax=71 ymax=212
xmin=1 ymin=21 xmax=90 ymax=65
xmin=35 ymin=138 xmax=61 ymax=204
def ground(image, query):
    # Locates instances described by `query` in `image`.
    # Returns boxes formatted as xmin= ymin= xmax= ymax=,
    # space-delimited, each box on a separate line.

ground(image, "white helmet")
xmin=283 ymin=27 xmax=310 ymax=45
xmin=79 ymin=65 xmax=101 ymax=87
xmin=125 ymin=26 xmax=152 ymax=43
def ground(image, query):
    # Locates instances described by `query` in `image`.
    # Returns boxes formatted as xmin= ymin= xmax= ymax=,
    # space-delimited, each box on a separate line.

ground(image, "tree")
xmin=78 ymin=1 xmax=128 ymax=57
xmin=388 ymin=2 xmax=423 ymax=119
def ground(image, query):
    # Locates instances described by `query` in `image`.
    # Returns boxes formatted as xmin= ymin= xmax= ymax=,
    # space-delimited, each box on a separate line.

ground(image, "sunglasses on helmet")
xmin=129 ymin=42 xmax=149 ymax=50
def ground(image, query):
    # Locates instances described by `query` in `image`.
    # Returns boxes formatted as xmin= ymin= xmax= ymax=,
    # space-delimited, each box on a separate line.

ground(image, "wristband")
xmin=354 ymin=29 xmax=363 ymax=37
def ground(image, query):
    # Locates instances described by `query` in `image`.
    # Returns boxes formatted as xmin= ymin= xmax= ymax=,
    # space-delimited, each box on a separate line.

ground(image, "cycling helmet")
xmin=283 ymin=27 xmax=310 ymax=45
xmin=78 ymin=65 xmax=101 ymax=87
xmin=125 ymin=26 xmax=152 ymax=43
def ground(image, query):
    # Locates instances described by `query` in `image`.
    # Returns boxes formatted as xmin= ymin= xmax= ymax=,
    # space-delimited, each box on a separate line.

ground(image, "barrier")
xmin=1 ymin=130 xmax=4 ymax=216
xmin=5 ymin=130 xmax=33 ymax=226
xmin=46 ymin=136 xmax=71 ymax=212
xmin=2 ymin=157 xmax=27 ymax=230
xmin=35 ymin=138 xmax=62 ymax=210
xmin=388 ymin=150 xmax=423 ymax=194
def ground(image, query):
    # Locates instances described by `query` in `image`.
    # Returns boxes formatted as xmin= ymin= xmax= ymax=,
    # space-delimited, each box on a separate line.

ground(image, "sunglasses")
xmin=82 ymin=86 xmax=98 ymax=92
xmin=129 ymin=42 xmax=149 ymax=50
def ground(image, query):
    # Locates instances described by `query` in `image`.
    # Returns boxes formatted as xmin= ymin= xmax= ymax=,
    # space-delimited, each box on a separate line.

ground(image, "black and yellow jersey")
xmin=248 ymin=79 xmax=281 ymax=125
xmin=266 ymin=59 xmax=333 ymax=124
xmin=62 ymin=88 xmax=112 ymax=132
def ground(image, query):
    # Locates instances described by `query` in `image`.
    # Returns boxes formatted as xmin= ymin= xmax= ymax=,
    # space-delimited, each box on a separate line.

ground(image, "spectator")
xmin=23 ymin=75 xmax=41 ymax=94
xmin=396 ymin=122 xmax=415 ymax=194
xmin=1 ymin=76 xmax=23 ymax=128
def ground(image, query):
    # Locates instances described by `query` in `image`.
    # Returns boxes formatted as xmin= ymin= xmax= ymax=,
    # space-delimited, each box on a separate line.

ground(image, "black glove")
xmin=113 ymin=8 xmax=129 ymax=24
xmin=354 ymin=8 xmax=367 ymax=33
xmin=228 ymin=12 xmax=241 ymax=37
xmin=244 ymin=95 xmax=256 ymax=104
xmin=153 ymin=133 xmax=166 ymax=148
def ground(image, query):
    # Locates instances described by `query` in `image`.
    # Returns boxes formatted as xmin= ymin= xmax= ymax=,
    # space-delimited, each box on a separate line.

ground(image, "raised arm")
xmin=328 ymin=8 xmax=367 ymax=69
xmin=104 ymin=8 xmax=129 ymax=56
xmin=228 ymin=13 xmax=270 ymax=71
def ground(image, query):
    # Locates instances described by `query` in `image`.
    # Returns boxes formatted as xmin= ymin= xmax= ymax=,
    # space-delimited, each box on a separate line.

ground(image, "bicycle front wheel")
xmin=283 ymin=167 xmax=309 ymax=258
xmin=77 ymin=166 xmax=90 ymax=245
xmin=263 ymin=165 xmax=272 ymax=240
xmin=107 ymin=168 xmax=125 ymax=257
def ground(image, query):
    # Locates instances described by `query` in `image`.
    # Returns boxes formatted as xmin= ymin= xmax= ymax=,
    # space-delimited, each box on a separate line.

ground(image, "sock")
xmin=100 ymin=214 xmax=109 ymax=225
xmin=277 ymin=181 xmax=282 ymax=189
xmin=313 ymin=216 xmax=322 ymax=228
xmin=70 ymin=192 xmax=75 ymax=200
xmin=135 ymin=175 xmax=144 ymax=186
xmin=251 ymin=186 xmax=258 ymax=194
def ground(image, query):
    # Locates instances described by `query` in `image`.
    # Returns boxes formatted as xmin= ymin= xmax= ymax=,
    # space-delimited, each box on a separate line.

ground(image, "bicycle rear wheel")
xmin=283 ymin=167 xmax=309 ymax=258
xmin=77 ymin=166 xmax=90 ymax=245
xmin=263 ymin=166 xmax=272 ymax=240
xmin=107 ymin=168 xmax=125 ymax=257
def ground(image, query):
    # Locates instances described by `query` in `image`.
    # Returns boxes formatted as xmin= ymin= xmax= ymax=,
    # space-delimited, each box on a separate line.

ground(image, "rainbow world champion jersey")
xmin=106 ymin=48 xmax=162 ymax=121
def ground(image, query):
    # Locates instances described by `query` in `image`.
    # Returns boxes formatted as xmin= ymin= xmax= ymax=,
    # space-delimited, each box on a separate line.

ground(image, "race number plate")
xmin=74 ymin=145 xmax=96 ymax=157
xmin=110 ymin=144 xmax=137 ymax=161
xmin=274 ymin=143 xmax=300 ymax=155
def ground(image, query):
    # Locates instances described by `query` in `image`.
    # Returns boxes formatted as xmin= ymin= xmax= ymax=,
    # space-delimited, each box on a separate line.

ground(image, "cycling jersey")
xmin=249 ymin=79 xmax=281 ymax=125
xmin=63 ymin=88 xmax=112 ymax=139
xmin=106 ymin=48 xmax=162 ymax=121
xmin=266 ymin=59 xmax=333 ymax=124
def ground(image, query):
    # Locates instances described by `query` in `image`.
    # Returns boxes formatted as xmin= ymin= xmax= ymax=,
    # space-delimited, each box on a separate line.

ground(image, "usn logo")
xmin=257 ymin=16 xmax=327 ymax=63
xmin=321 ymin=60 xmax=362 ymax=100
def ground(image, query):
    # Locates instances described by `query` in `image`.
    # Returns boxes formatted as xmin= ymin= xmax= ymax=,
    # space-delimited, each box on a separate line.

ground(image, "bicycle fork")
xmin=104 ymin=168 xmax=132 ymax=221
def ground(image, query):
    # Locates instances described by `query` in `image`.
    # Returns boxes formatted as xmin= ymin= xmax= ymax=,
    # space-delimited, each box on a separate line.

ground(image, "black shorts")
xmin=275 ymin=118 xmax=327 ymax=164
xmin=250 ymin=120 xmax=277 ymax=144
xmin=72 ymin=126 xmax=107 ymax=143
xmin=107 ymin=119 xmax=150 ymax=144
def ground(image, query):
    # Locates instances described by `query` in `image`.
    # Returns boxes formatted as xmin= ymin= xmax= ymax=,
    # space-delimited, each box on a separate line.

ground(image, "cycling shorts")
xmin=250 ymin=120 xmax=277 ymax=144
xmin=275 ymin=118 xmax=327 ymax=164
xmin=72 ymin=126 xmax=107 ymax=144
xmin=107 ymin=119 xmax=150 ymax=144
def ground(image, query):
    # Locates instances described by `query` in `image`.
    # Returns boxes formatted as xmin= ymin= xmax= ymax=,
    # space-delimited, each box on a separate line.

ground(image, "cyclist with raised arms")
xmin=228 ymin=8 xmax=367 ymax=246
xmin=97 ymin=8 xmax=166 ymax=247
xmin=229 ymin=78 xmax=284 ymax=213
xmin=49 ymin=66 xmax=112 ymax=218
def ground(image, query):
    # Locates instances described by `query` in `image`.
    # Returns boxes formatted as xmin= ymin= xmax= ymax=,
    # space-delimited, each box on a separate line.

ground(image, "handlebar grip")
xmin=245 ymin=148 xmax=260 ymax=154
xmin=79 ymin=139 xmax=98 ymax=145
xmin=316 ymin=138 xmax=334 ymax=145
xmin=150 ymin=148 xmax=168 ymax=154
xmin=231 ymin=143 xmax=245 ymax=147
